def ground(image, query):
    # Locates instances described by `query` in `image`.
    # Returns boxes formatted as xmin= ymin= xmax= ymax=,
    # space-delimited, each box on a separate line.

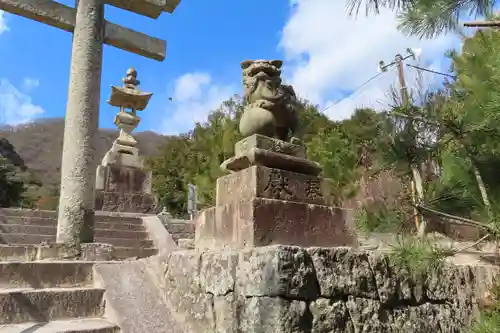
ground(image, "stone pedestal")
xmin=95 ymin=164 xmax=156 ymax=213
xmin=195 ymin=135 xmax=356 ymax=250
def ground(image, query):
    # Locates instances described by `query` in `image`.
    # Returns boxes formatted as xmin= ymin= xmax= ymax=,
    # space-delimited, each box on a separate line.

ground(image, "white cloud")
xmin=0 ymin=11 xmax=8 ymax=35
xmin=161 ymin=72 xmax=236 ymax=134
xmin=22 ymin=78 xmax=40 ymax=92
xmin=0 ymin=79 xmax=45 ymax=125
xmin=279 ymin=0 xmax=461 ymax=120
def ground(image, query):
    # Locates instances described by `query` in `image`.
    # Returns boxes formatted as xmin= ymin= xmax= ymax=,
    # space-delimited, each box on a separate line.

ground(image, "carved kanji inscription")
xmin=263 ymin=169 xmax=293 ymax=199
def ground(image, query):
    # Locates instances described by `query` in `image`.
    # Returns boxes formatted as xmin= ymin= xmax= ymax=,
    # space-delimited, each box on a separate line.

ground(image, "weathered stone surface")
xmin=96 ymin=165 xmax=152 ymax=194
xmin=55 ymin=0 xmax=104 ymax=246
xmin=195 ymin=197 xmax=355 ymax=250
xmin=106 ymin=0 xmax=168 ymax=18
xmin=308 ymin=247 xmax=378 ymax=299
xmin=216 ymin=165 xmax=324 ymax=206
xmin=159 ymin=246 xmax=500 ymax=333
xmin=94 ymin=260 xmax=186 ymax=333
xmin=80 ymin=242 xmax=114 ymax=261
xmin=0 ymin=287 xmax=105 ymax=324
xmin=95 ymin=190 xmax=157 ymax=213
xmin=240 ymin=297 xmax=310 ymax=333
xmin=236 ymin=246 xmax=319 ymax=300
xmin=221 ymin=148 xmax=321 ymax=176
xmin=389 ymin=303 xmax=466 ymax=333
xmin=346 ymin=297 xmax=391 ymax=333
xmin=36 ymin=242 xmax=81 ymax=260
xmin=366 ymin=251 xmax=431 ymax=304
xmin=235 ymin=134 xmax=307 ymax=159
xmin=310 ymin=299 xmax=354 ymax=333
xmin=213 ymin=293 xmax=240 ymax=333
xmin=164 ymin=251 xmax=214 ymax=331
xmin=200 ymin=250 xmax=238 ymax=296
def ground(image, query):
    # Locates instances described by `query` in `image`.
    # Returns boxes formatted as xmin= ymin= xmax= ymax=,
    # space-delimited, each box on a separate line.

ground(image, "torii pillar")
xmin=0 ymin=0 xmax=181 ymax=247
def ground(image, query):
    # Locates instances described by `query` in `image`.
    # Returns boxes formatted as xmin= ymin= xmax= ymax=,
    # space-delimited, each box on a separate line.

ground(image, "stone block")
xmin=307 ymin=247 xmax=379 ymax=299
xmin=310 ymin=299 xmax=354 ymax=333
xmin=163 ymin=251 xmax=215 ymax=331
xmin=36 ymin=243 xmax=81 ymax=260
xmin=213 ymin=293 xmax=240 ymax=333
xmin=222 ymin=148 xmax=321 ymax=175
xmin=236 ymin=246 xmax=319 ymax=300
xmin=216 ymin=165 xmax=325 ymax=206
xmin=235 ymin=134 xmax=307 ymax=158
xmin=195 ymin=197 xmax=356 ymax=250
xmin=345 ymin=297 xmax=391 ymax=333
xmin=199 ymin=250 xmax=238 ymax=296
xmin=80 ymin=243 xmax=114 ymax=261
xmin=240 ymin=297 xmax=310 ymax=333
xmin=96 ymin=165 xmax=151 ymax=194
xmin=95 ymin=190 xmax=157 ymax=214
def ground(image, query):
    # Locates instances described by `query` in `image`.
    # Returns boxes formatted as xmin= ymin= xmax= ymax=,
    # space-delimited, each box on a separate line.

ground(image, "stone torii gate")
xmin=0 ymin=0 xmax=180 ymax=247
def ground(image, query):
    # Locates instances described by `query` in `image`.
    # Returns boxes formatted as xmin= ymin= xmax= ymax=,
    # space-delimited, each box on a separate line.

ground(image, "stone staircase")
xmin=0 ymin=208 xmax=157 ymax=260
xmin=0 ymin=261 xmax=119 ymax=332
xmin=160 ymin=217 xmax=195 ymax=249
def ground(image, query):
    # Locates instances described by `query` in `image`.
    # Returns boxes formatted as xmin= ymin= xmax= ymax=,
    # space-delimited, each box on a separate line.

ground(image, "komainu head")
xmin=238 ymin=59 xmax=299 ymax=142
xmin=240 ymin=59 xmax=285 ymax=105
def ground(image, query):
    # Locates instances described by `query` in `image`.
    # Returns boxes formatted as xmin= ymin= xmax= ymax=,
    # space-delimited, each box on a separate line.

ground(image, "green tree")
xmin=148 ymin=96 xmax=244 ymax=217
xmin=148 ymin=135 xmax=192 ymax=217
xmin=0 ymin=156 xmax=27 ymax=207
xmin=347 ymin=0 xmax=495 ymax=38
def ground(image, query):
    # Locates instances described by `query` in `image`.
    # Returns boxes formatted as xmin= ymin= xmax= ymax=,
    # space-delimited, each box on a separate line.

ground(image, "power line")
xmin=406 ymin=63 xmax=457 ymax=79
xmin=321 ymin=69 xmax=391 ymax=113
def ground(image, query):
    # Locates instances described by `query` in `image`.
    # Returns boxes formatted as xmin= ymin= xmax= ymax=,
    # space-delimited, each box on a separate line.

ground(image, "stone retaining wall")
xmin=160 ymin=246 xmax=500 ymax=333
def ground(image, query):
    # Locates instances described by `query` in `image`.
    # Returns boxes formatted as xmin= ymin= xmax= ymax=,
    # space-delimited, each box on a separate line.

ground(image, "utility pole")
xmin=379 ymin=49 xmax=426 ymax=235
xmin=395 ymin=54 xmax=409 ymax=108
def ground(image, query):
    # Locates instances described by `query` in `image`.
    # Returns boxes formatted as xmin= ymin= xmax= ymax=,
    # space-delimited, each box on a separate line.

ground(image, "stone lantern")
xmin=95 ymin=67 xmax=157 ymax=213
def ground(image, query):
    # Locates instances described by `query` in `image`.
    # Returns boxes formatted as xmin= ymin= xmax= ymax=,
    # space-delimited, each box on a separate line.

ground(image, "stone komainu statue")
xmin=239 ymin=59 xmax=299 ymax=142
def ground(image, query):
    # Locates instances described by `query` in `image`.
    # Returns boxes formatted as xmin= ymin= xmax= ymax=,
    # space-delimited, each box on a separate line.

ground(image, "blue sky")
xmin=0 ymin=0 xmax=463 ymax=134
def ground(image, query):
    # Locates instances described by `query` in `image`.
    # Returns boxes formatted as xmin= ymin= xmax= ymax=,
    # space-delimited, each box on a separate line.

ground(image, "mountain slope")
xmin=0 ymin=118 xmax=168 ymax=188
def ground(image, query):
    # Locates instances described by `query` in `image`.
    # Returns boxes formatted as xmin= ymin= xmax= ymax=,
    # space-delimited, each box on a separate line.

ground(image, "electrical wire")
xmin=320 ymin=68 xmax=393 ymax=113
xmin=406 ymin=63 xmax=457 ymax=79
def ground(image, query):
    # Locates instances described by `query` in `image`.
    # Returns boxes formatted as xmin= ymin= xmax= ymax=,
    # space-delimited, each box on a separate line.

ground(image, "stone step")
xmin=0 ymin=233 xmax=153 ymax=248
xmin=0 ymin=245 xmax=37 ymax=261
xmin=0 ymin=244 xmax=157 ymax=261
xmin=115 ymin=246 xmax=157 ymax=260
xmin=0 ymin=209 xmax=57 ymax=219
xmin=163 ymin=221 xmax=195 ymax=234
xmin=0 ymin=262 xmax=94 ymax=289
xmin=0 ymin=287 xmax=105 ymax=325
xmin=0 ymin=225 xmax=148 ymax=240
xmin=1 ymin=216 xmax=145 ymax=231
xmin=171 ymin=233 xmax=195 ymax=241
xmin=0 ymin=318 xmax=119 ymax=333
xmin=1 ymin=209 xmax=144 ymax=225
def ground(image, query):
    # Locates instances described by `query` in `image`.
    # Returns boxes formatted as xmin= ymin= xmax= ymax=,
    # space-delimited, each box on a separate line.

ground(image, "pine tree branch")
xmin=389 ymin=111 xmax=440 ymax=127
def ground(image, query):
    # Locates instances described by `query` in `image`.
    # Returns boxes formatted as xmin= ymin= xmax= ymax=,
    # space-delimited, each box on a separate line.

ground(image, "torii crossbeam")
xmin=0 ymin=0 xmax=181 ymax=247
